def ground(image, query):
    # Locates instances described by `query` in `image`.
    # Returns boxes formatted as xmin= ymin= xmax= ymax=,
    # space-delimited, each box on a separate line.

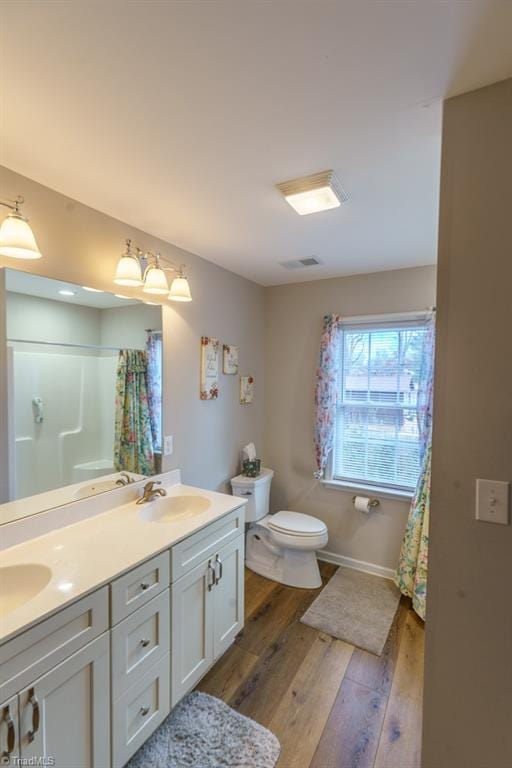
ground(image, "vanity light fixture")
xmin=114 ymin=294 xmax=131 ymax=300
xmin=142 ymin=253 xmax=169 ymax=295
xmin=168 ymin=270 xmax=192 ymax=302
xmin=276 ymin=170 xmax=348 ymax=215
xmin=0 ymin=195 xmax=42 ymax=259
xmin=82 ymin=286 xmax=103 ymax=293
xmin=113 ymin=238 xmax=193 ymax=301
xmin=113 ymin=239 xmax=143 ymax=286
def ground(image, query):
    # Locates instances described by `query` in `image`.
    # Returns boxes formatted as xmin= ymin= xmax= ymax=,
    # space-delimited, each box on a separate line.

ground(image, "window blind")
xmin=332 ymin=322 xmax=427 ymax=491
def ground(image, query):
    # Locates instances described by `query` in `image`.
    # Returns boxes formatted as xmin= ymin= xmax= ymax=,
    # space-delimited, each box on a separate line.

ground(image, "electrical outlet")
xmin=163 ymin=435 xmax=174 ymax=456
xmin=476 ymin=479 xmax=509 ymax=525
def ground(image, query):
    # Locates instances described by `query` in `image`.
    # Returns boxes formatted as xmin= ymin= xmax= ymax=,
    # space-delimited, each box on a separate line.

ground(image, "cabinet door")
xmin=171 ymin=557 xmax=214 ymax=707
xmin=19 ymin=633 xmax=110 ymax=768
xmin=213 ymin=535 xmax=245 ymax=659
xmin=0 ymin=695 xmax=19 ymax=767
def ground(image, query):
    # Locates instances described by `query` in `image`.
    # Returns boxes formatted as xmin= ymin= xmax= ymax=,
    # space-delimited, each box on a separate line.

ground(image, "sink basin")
xmin=138 ymin=495 xmax=211 ymax=523
xmin=0 ymin=564 xmax=52 ymax=615
xmin=73 ymin=479 xmax=120 ymax=500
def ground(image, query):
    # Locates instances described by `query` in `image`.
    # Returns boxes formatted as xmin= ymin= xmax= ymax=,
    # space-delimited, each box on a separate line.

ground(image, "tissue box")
xmin=242 ymin=459 xmax=261 ymax=477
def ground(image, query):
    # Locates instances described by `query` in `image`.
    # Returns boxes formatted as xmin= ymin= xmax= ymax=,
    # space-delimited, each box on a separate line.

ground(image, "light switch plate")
xmin=163 ymin=435 xmax=174 ymax=456
xmin=476 ymin=479 xmax=509 ymax=525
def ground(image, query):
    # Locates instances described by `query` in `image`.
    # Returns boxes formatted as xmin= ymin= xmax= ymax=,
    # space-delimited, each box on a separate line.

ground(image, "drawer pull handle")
xmin=2 ymin=705 xmax=15 ymax=758
xmin=140 ymin=638 xmax=151 ymax=648
xmin=242 ymin=491 xmax=252 ymax=496
xmin=27 ymin=688 xmax=40 ymax=743
xmin=207 ymin=560 xmax=215 ymax=592
xmin=215 ymin=555 xmax=223 ymax=585
xmin=140 ymin=582 xmax=151 ymax=591
xmin=140 ymin=706 xmax=150 ymax=717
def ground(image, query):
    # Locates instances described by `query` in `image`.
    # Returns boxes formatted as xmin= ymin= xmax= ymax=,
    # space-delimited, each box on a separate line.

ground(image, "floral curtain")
xmin=314 ymin=314 xmax=343 ymax=479
xmin=114 ymin=350 xmax=155 ymax=475
xmin=395 ymin=314 xmax=436 ymax=620
xmin=146 ymin=331 xmax=162 ymax=452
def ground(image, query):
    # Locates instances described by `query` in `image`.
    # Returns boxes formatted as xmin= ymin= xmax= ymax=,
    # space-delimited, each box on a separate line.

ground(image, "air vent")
xmin=280 ymin=257 xmax=323 ymax=271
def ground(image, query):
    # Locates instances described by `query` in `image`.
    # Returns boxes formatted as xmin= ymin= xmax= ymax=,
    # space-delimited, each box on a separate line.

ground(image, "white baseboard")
xmin=317 ymin=549 xmax=395 ymax=581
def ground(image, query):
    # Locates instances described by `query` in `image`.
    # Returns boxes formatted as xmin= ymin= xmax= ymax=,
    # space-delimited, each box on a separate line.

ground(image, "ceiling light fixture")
xmin=276 ymin=170 xmax=348 ymax=215
xmin=0 ymin=195 xmax=42 ymax=259
xmin=113 ymin=239 xmax=193 ymax=302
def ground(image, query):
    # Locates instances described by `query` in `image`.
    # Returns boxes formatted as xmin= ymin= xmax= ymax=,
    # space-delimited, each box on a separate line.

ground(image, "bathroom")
xmin=0 ymin=5 xmax=511 ymax=768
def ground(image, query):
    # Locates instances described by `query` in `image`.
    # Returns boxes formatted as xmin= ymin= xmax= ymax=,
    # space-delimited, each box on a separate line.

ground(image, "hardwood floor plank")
xmin=373 ymin=608 xmax=424 ymax=768
xmin=196 ymin=643 xmax=259 ymax=703
xmin=269 ymin=632 xmax=354 ymax=768
xmin=232 ymin=619 xmax=319 ymax=724
xmin=310 ymin=677 xmax=387 ymax=768
xmin=244 ymin=569 xmax=280 ymax=618
xmin=345 ymin=599 xmax=408 ymax=696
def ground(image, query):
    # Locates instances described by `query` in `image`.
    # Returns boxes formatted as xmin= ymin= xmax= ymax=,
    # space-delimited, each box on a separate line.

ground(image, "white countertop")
xmin=0 ymin=480 xmax=246 ymax=644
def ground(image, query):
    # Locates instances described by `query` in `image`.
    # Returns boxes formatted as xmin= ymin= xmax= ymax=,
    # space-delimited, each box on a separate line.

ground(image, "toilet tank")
xmin=231 ymin=468 xmax=274 ymax=523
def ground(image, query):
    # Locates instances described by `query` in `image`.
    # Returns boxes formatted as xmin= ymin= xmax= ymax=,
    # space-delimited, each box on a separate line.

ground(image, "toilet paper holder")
xmin=352 ymin=496 xmax=380 ymax=509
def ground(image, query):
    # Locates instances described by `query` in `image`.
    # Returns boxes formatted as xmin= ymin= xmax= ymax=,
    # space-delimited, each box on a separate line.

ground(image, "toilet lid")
xmin=267 ymin=510 xmax=327 ymax=536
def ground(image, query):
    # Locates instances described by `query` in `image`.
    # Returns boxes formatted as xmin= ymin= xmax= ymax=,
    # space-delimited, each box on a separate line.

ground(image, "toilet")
xmin=231 ymin=468 xmax=328 ymax=589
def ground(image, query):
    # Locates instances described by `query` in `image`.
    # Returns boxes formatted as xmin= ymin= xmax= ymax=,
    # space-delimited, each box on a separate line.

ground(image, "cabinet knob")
xmin=140 ymin=706 xmax=150 ymax=717
xmin=140 ymin=638 xmax=150 ymax=648
xmin=140 ymin=582 xmax=151 ymax=591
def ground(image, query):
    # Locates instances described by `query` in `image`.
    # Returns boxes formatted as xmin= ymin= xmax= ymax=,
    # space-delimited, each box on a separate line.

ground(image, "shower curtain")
xmin=114 ymin=349 xmax=155 ymax=475
xmin=395 ymin=314 xmax=436 ymax=620
xmin=146 ymin=331 xmax=162 ymax=452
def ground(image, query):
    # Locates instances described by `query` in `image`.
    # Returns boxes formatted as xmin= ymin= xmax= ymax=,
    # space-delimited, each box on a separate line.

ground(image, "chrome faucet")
xmin=116 ymin=472 xmax=135 ymax=486
xmin=136 ymin=480 xmax=167 ymax=504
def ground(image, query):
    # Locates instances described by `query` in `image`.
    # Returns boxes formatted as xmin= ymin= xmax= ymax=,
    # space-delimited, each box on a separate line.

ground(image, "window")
xmin=332 ymin=321 xmax=427 ymax=492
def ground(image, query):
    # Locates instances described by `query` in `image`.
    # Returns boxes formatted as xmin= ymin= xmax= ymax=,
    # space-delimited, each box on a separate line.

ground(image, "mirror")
xmin=0 ymin=268 xmax=163 ymax=523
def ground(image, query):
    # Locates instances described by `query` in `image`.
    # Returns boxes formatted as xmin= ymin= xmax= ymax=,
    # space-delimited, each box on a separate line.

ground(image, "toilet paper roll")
xmin=354 ymin=495 xmax=372 ymax=513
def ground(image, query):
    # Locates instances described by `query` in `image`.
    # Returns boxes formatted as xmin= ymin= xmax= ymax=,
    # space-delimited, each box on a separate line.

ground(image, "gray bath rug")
xmin=126 ymin=691 xmax=281 ymax=768
xmin=301 ymin=566 xmax=401 ymax=655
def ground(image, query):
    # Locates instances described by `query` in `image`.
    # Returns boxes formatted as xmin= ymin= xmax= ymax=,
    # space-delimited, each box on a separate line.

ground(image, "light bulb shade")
xmin=0 ymin=213 xmax=42 ymax=259
xmin=168 ymin=275 xmax=192 ymax=302
xmin=143 ymin=266 xmax=169 ymax=295
xmin=114 ymin=255 xmax=143 ymax=286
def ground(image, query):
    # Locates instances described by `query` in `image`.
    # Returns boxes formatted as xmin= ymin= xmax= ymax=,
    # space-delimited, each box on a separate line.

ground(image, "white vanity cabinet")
xmin=19 ymin=633 xmax=110 ymax=768
xmin=170 ymin=509 xmax=245 ymax=706
xmin=0 ymin=589 xmax=110 ymax=768
xmin=0 ymin=504 xmax=245 ymax=768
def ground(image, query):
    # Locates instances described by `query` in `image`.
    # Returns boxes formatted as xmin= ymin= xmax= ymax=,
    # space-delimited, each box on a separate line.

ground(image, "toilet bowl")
xmin=231 ymin=469 xmax=328 ymax=589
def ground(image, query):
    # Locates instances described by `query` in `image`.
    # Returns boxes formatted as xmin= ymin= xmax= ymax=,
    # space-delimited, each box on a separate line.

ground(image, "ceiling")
xmin=0 ymin=2 xmax=511 ymax=286
xmin=5 ymin=269 xmax=141 ymax=309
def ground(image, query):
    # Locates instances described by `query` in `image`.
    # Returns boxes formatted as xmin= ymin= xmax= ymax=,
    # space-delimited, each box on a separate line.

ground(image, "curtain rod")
xmin=7 ymin=338 xmax=142 ymax=353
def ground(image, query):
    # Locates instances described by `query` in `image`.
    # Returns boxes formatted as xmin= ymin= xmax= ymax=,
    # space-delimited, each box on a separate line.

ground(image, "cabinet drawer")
xmin=111 ymin=551 xmax=169 ymax=625
xmin=112 ymin=653 xmax=170 ymax=768
xmin=170 ymin=506 xmax=245 ymax=582
xmin=0 ymin=587 xmax=108 ymax=702
xmin=111 ymin=590 xmax=170 ymax=700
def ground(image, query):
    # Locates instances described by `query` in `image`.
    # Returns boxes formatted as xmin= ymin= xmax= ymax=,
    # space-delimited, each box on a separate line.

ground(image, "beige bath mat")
xmin=301 ymin=566 xmax=401 ymax=655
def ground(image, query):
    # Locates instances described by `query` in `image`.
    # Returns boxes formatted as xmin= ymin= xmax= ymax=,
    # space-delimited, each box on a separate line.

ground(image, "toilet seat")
xmin=267 ymin=510 xmax=327 ymax=537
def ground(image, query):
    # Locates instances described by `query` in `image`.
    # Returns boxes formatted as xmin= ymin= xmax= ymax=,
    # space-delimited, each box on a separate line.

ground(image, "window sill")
xmin=320 ymin=478 xmax=413 ymax=502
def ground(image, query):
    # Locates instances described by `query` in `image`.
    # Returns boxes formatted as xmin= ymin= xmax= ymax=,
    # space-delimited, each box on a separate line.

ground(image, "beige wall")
xmin=423 ymin=79 xmax=512 ymax=767
xmin=0 ymin=166 xmax=265 ymax=500
xmin=264 ymin=266 xmax=437 ymax=571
